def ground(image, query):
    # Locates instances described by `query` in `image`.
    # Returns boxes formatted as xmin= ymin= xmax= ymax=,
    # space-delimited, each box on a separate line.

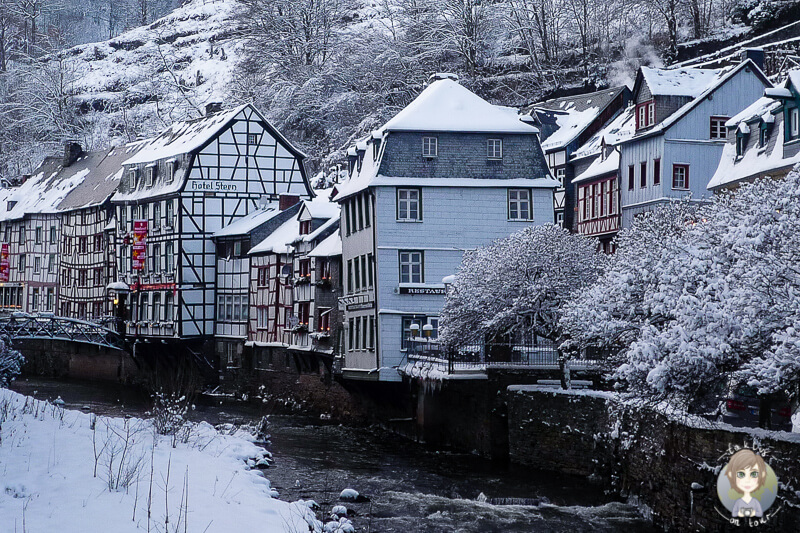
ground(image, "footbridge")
xmin=0 ymin=313 xmax=127 ymax=351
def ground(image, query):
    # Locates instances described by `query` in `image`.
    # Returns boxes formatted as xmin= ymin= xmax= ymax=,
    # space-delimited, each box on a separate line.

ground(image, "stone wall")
xmin=16 ymin=338 xmax=139 ymax=382
xmin=508 ymin=386 xmax=800 ymax=531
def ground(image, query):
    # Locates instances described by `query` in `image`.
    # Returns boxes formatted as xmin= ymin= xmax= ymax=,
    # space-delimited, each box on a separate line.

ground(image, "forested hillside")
xmin=1 ymin=0 xmax=798 ymax=178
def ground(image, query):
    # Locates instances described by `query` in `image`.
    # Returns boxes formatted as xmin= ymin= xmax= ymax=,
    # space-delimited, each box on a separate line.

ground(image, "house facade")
xmin=333 ymin=75 xmax=558 ymax=382
xmin=616 ymin=60 xmax=771 ymax=227
xmin=526 ymin=86 xmax=630 ymax=230
xmin=111 ymin=104 xmax=311 ymax=344
xmin=708 ymin=69 xmax=800 ymax=192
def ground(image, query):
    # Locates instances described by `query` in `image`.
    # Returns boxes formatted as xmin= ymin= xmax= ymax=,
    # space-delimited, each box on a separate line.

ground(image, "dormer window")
xmin=636 ymin=100 xmax=655 ymax=130
xmin=166 ymin=161 xmax=176 ymax=184
xmin=300 ymin=220 xmax=312 ymax=235
xmin=128 ymin=169 xmax=138 ymax=189
xmin=146 ymin=166 xmax=156 ymax=187
xmin=790 ymin=108 xmax=799 ymax=139
xmin=487 ymin=139 xmax=503 ymax=160
xmin=422 ymin=137 xmax=437 ymax=158
xmin=759 ymin=123 xmax=769 ymax=147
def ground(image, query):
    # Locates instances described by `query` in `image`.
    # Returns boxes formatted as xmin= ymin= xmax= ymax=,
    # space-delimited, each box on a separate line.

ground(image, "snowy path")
xmin=0 ymin=389 xmax=318 ymax=533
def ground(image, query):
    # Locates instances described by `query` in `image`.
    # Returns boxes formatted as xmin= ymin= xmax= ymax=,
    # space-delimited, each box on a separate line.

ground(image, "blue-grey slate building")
xmin=332 ymin=74 xmax=558 ymax=382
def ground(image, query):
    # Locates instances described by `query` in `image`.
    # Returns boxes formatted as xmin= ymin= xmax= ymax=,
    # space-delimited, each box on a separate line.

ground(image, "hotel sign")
xmin=346 ymin=302 xmax=375 ymax=311
xmin=187 ymin=180 xmax=243 ymax=193
xmin=132 ymin=220 xmax=148 ymax=271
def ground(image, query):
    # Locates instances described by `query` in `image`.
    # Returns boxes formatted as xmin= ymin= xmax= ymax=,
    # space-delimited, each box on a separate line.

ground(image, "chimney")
xmin=63 ymin=141 xmax=83 ymax=167
xmin=205 ymin=102 xmax=223 ymax=115
xmin=428 ymin=72 xmax=459 ymax=83
xmin=279 ymin=194 xmax=301 ymax=211
xmin=741 ymin=48 xmax=765 ymax=71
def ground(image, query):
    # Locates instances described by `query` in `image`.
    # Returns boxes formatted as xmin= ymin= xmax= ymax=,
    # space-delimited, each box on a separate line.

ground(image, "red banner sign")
xmin=132 ymin=220 xmax=148 ymax=271
xmin=0 ymin=244 xmax=8 ymax=282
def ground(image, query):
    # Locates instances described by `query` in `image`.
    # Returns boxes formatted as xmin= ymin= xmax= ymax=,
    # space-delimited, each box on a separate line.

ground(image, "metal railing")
xmin=405 ymin=336 xmax=604 ymax=374
xmin=0 ymin=313 xmax=127 ymax=351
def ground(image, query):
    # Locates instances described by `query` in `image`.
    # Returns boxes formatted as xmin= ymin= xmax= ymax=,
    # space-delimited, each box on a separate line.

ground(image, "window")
xmin=364 ymin=193 xmax=371 ymax=227
xmin=48 ymin=254 xmax=56 ymax=273
xmin=119 ymin=206 xmax=127 ymax=232
xmin=508 ymin=189 xmax=531 ymax=220
xmin=299 ymin=259 xmax=311 ymax=279
xmin=401 ymin=315 xmax=436 ymax=349
xmin=233 ymin=240 xmax=243 ymax=257
xmin=736 ymin=132 xmax=746 ymax=157
xmin=353 ymin=256 xmax=361 ymax=291
xmin=3 ymin=226 xmax=10 ymax=243
xmin=257 ymin=267 xmax=268 ymax=287
xmin=19 ymin=254 xmax=25 ymax=272
xmin=258 ymin=307 xmax=268 ymax=329
xmin=166 ymin=161 xmax=176 ymax=184
xmin=218 ymin=296 xmax=225 ymax=321
xmin=555 ymin=167 xmax=566 ymax=188
xmin=152 ymin=243 xmax=160 ymax=272
xmin=146 ymin=166 xmax=156 ymax=187
xmin=128 ymin=169 xmax=138 ymax=189
xmin=348 ymin=318 xmax=355 ymax=350
xmin=32 ymin=289 xmax=39 ymax=311
xmin=318 ymin=308 xmax=331 ymax=332
xmin=790 ymin=108 xmax=799 ymax=138
xmin=79 ymin=270 xmax=87 ymax=287
xmin=153 ymin=202 xmax=161 ymax=229
xmin=672 ymin=164 xmax=689 ymax=190
xmin=79 ymin=236 xmax=87 ymax=254
xmin=397 ymin=188 xmax=421 ymax=221
xmin=166 ymin=201 xmax=174 ymax=228
xmin=399 ymin=251 xmax=423 ymax=283
xmin=153 ymin=293 xmax=161 ymax=322
xmin=347 ymin=259 xmax=353 ymax=293
xmin=94 ymin=267 xmax=102 ymax=286
xmin=360 ymin=255 xmax=368 ymax=288
xmin=556 ymin=211 xmax=564 ymax=227
xmin=140 ymin=294 xmax=149 ymax=322
xmin=247 ymin=133 xmax=258 ymax=145
xmin=35 ymin=227 xmax=42 ymax=244
xmin=94 ymin=234 xmax=102 ymax=251
xmin=142 ymin=204 xmax=149 ymax=224
xmin=240 ymin=297 xmax=248 ymax=322
xmin=710 ymin=116 xmax=728 ymax=139
xmin=33 ymin=256 xmax=40 ymax=274
xmin=297 ymin=302 xmax=310 ymax=325
xmin=640 ymin=161 xmax=647 ymax=188
xmin=487 ymin=139 xmax=503 ymax=160
xmin=233 ymin=296 xmax=241 ymax=321
xmin=628 ymin=165 xmax=635 ymax=190
xmin=422 ymin=136 xmax=437 ymax=158
xmin=367 ymin=253 xmax=374 ymax=287
xmin=46 ymin=289 xmax=54 ymax=311
xmin=760 ymin=123 xmax=769 ymax=147
xmin=636 ymin=101 xmax=655 ymax=129
xmin=19 ymin=226 xmax=25 ymax=245
xmin=49 ymin=226 xmax=57 ymax=244
xmin=357 ymin=195 xmax=364 ymax=230
xmin=653 ymin=159 xmax=661 ymax=186
xmin=226 ymin=295 xmax=233 ymax=321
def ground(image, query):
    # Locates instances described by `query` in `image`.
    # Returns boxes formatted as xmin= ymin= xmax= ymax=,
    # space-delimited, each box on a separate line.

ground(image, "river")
xmin=10 ymin=378 xmax=656 ymax=532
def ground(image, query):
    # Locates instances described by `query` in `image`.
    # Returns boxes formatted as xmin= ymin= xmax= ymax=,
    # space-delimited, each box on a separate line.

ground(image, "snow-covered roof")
xmin=571 ymin=106 xmax=637 ymax=161
xmin=213 ymin=203 xmax=281 ymax=237
xmin=58 ymin=145 xmax=139 ymax=211
xmin=528 ymin=86 xmax=627 ymax=152
xmin=300 ymin=216 xmax=339 ymax=244
xmin=248 ymin=217 xmax=299 ymax=255
xmin=573 ymin=150 xmax=620 ymax=185
xmin=302 ymin=190 xmax=340 ymax=219
xmin=764 ymin=87 xmax=793 ymax=99
xmin=640 ymin=66 xmax=725 ymax=97
xmin=307 ymin=229 xmax=341 ymax=257
xmin=334 ymin=176 xmax=558 ymax=201
xmin=124 ymin=105 xmax=248 ymax=165
xmin=379 ymin=78 xmax=538 ymax=134
xmin=0 ymin=159 xmax=88 ymax=222
xmin=726 ymin=96 xmax=781 ymax=128
xmin=708 ymin=122 xmax=800 ymax=190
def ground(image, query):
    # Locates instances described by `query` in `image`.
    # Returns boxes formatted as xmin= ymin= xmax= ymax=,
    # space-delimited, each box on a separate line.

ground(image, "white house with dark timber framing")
xmin=111 ymin=103 xmax=311 ymax=345
xmin=614 ymin=59 xmax=771 ymax=226
xmin=332 ymin=74 xmax=558 ymax=383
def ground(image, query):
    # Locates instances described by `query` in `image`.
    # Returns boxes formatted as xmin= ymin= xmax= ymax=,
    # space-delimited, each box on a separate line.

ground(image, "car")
xmin=721 ymin=383 xmax=794 ymax=431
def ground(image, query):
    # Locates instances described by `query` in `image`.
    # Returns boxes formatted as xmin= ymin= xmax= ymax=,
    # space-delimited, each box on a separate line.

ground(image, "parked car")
xmin=721 ymin=383 xmax=794 ymax=431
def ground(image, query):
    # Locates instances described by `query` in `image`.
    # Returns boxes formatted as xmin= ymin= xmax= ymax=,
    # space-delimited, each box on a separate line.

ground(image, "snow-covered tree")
xmin=564 ymin=171 xmax=800 ymax=412
xmin=0 ymin=336 xmax=24 ymax=388
xmin=440 ymin=224 xmax=606 ymax=347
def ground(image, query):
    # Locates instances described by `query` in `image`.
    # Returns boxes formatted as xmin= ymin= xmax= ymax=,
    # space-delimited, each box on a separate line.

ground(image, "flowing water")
xmin=10 ymin=378 xmax=656 ymax=532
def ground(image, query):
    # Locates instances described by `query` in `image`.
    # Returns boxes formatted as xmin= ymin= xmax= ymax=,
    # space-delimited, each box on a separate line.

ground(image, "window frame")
xmin=398 ymin=250 xmax=424 ymax=284
xmin=508 ymin=189 xmax=532 ymax=221
xmin=396 ymin=188 xmax=422 ymax=222
xmin=487 ymin=138 xmax=503 ymax=160
xmin=709 ymin=116 xmax=729 ymax=140
xmin=653 ymin=159 xmax=661 ymax=186
xmin=640 ymin=161 xmax=647 ymax=188
xmin=422 ymin=136 xmax=438 ymax=158
xmin=672 ymin=164 xmax=690 ymax=190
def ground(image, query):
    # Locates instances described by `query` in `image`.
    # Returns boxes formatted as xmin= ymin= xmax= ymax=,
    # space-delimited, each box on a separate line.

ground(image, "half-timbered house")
xmin=212 ymin=196 xmax=301 ymax=373
xmin=110 ymin=103 xmax=311 ymax=348
xmin=708 ymin=69 xmax=800 ymax=192
xmin=332 ymin=74 xmax=558 ymax=382
xmin=525 ymin=87 xmax=630 ymax=230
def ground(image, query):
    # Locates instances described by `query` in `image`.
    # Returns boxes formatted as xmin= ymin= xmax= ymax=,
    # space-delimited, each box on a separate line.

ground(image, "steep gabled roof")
xmin=624 ymin=60 xmax=772 ymax=144
xmin=571 ymin=106 xmax=637 ymax=162
xmin=0 ymin=158 xmax=87 ymax=221
xmin=58 ymin=145 xmax=142 ymax=211
xmin=212 ymin=202 xmax=282 ymax=238
xmin=380 ymin=78 xmax=538 ymax=134
xmin=636 ymin=66 xmax=724 ymax=98
xmin=248 ymin=217 xmax=299 ymax=255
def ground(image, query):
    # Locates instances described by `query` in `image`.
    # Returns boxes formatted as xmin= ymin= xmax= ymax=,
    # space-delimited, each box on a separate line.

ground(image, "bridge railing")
xmin=0 ymin=313 xmax=127 ymax=351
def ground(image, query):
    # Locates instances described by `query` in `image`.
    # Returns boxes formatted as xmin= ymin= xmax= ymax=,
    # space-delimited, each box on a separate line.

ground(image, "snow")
xmin=213 ymin=202 xmax=281 ymax=237
xmin=571 ymin=106 xmax=636 ymax=161
xmin=123 ymin=105 xmax=248 ymax=165
xmin=308 ymin=230 xmax=342 ymax=258
xmin=379 ymin=78 xmax=539 ymax=135
xmin=540 ymin=108 xmax=600 ymax=152
xmin=106 ymin=281 xmax=130 ymax=291
xmin=573 ymin=150 xmax=619 ymax=184
xmin=725 ymin=96 xmax=780 ymax=128
xmin=640 ymin=66 xmax=725 ymax=97
xmin=339 ymin=489 xmax=360 ymax=501
xmin=303 ymin=190 xmax=340 ymax=220
xmin=709 ymin=122 xmax=800 ymax=190
xmin=0 ymin=166 xmax=88 ymax=222
xmin=0 ymin=389 xmax=320 ymax=533
xmin=249 ymin=217 xmax=300 ymax=255
xmin=738 ymin=122 xmax=750 ymax=134
xmin=764 ymin=87 xmax=793 ymax=98
xmin=301 ymin=217 xmax=339 ymax=244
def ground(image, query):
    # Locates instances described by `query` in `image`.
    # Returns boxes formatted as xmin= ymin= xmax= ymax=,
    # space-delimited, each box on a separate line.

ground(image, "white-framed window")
xmin=247 ymin=133 xmax=258 ymax=145
xmin=35 ymin=226 xmax=42 ymax=244
xmin=152 ymin=243 xmax=161 ymax=272
xmin=556 ymin=211 xmax=564 ymax=227
xmin=397 ymin=188 xmax=421 ymax=221
xmin=166 ymin=201 xmax=174 ymax=228
xmin=487 ymin=138 xmax=503 ymax=160
xmin=128 ymin=169 xmax=138 ymax=189
xmin=48 ymin=253 xmax=56 ymax=273
xmin=165 ymin=292 xmax=174 ymax=322
xmin=166 ymin=161 xmax=176 ymax=184
xmin=672 ymin=164 xmax=689 ymax=190
xmin=46 ymin=289 xmax=54 ymax=311
xmin=33 ymin=256 xmax=40 ymax=274
xmin=226 ymin=295 xmax=233 ymax=321
xmin=508 ymin=189 xmax=532 ymax=220
xmin=233 ymin=296 xmax=241 ymax=321
xmin=760 ymin=124 xmax=769 ymax=147
xmin=422 ymin=136 xmax=437 ymax=158
xmin=119 ymin=206 xmax=127 ymax=232
xmin=791 ymin=108 xmax=800 ymax=138
xmin=31 ymin=288 xmax=39 ymax=311
xmin=257 ymin=307 xmax=268 ymax=329
xmin=165 ymin=241 xmax=174 ymax=273
xmin=399 ymin=251 xmax=423 ymax=283
xmin=710 ymin=116 xmax=728 ymax=139
xmin=146 ymin=166 xmax=156 ymax=187
xmin=153 ymin=202 xmax=161 ymax=229
xmin=49 ymin=226 xmax=57 ymax=244
xmin=637 ymin=101 xmax=655 ymax=129
xmin=555 ymin=167 xmax=566 ymax=188
xmin=153 ymin=293 xmax=161 ymax=322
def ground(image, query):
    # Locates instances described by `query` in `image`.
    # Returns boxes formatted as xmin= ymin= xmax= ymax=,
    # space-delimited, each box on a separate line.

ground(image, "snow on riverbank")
xmin=0 ymin=388 xmax=319 ymax=532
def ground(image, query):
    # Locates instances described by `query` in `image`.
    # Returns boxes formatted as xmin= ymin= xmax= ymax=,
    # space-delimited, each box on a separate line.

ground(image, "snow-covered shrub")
xmin=149 ymin=391 xmax=189 ymax=436
xmin=564 ymin=170 xmax=800 ymax=410
xmin=441 ymin=224 xmax=606 ymax=346
xmin=0 ymin=336 xmax=24 ymax=388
